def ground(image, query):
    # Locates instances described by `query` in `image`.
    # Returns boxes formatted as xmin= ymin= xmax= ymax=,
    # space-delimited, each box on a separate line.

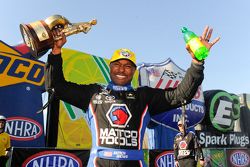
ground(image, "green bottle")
xmin=181 ymin=27 xmax=209 ymax=61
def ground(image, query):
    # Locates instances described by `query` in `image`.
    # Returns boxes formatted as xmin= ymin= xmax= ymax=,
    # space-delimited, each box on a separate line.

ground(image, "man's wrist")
xmin=52 ymin=48 xmax=62 ymax=55
xmin=192 ymin=58 xmax=204 ymax=65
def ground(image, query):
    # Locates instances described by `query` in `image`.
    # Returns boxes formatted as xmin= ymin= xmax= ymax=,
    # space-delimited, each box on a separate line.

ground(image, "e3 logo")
xmin=208 ymin=91 xmax=240 ymax=132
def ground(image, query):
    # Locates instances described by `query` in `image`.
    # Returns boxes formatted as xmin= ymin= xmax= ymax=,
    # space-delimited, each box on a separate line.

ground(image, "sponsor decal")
xmin=101 ymin=104 xmax=137 ymax=146
xmin=106 ymin=104 xmax=131 ymax=128
xmin=120 ymin=49 xmax=131 ymax=58
xmin=5 ymin=117 xmax=43 ymax=141
xmin=154 ymin=151 xmax=174 ymax=167
xmin=22 ymin=151 xmax=82 ymax=167
xmin=179 ymin=141 xmax=187 ymax=149
xmin=99 ymin=128 xmax=138 ymax=146
xmin=230 ymin=151 xmax=249 ymax=167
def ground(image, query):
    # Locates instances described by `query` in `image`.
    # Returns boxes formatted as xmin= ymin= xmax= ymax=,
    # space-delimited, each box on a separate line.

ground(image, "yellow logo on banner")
xmin=0 ymin=41 xmax=45 ymax=87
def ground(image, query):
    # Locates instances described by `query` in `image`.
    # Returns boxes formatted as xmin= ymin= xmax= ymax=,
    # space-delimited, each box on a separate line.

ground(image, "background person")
xmin=47 ymin=26 xmax=219 ymax=167
xmin=0 ymin=115 xmax=11 ymax=167
xmin=174 ymin=120 xmax=205 ymax=167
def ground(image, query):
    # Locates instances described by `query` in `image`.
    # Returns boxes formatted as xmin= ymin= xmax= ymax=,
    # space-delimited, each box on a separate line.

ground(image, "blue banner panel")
xmin=0 ymin=41 xmax=46 ymax=147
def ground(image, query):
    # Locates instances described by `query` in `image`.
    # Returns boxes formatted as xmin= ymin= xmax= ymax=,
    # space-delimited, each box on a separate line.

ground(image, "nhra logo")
xmin=230 ymin=151 xmax=249 ymax=167
xmin=22 ymin=151 xmax=82 ymax=167
xmin=5 ymin=117 xmax=43 ymax=141
xmin=106 ymin=104 xmax=132 ymax=128
xmin=154 ymin=151 xmax=174 ymax=167
xmin=179 ymin=141 xmax=187 ymax=149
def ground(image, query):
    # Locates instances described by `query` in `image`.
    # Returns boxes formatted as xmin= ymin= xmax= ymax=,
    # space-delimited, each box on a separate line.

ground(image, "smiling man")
xmin=47 ymin=26 xmax=219 ymax=167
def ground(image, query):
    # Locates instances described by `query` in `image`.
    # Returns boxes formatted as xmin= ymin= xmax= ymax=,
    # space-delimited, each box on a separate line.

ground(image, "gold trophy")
xmin=20 ymin=15 xmax=97 ymax=58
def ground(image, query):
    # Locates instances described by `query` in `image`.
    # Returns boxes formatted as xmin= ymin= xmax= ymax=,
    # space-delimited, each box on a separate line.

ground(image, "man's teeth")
xmin=116 ymin=75 xmax=125 ymax=78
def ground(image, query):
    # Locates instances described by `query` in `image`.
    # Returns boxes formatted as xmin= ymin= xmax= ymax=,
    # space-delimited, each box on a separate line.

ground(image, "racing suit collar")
xmin=107 ymin=81 xmax=133 ymax=91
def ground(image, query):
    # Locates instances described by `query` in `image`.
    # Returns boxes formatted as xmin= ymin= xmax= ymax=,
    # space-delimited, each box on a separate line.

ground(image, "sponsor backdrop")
xmin=138 ymin=59 xmax=205 ymax=149
xmin=1 ymin=41 xmax=249 ymax=166
xmin=0 ymin=41 xmax=46 ymax=147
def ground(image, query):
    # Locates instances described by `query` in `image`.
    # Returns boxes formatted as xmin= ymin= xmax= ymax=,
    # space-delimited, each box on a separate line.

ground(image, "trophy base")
xmin=20 ymin=20 xmax=54 ymax=59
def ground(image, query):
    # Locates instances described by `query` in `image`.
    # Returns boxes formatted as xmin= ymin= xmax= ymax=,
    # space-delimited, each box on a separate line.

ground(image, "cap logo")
xmin=120 ymin=49 xmax=131 ymax=58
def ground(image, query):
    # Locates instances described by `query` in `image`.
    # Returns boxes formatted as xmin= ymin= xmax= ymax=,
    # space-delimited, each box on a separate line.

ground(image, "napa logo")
xmin=22 ymin=151 xmax=83 ymax=167
xmin=154 ymin=151 xmax=174 ymax=167
xmin=0 ymin=51 xmax=45 ymax=87
xmin=230 ymin=151 xmax=249 ymax=167
xmin=5 ymin=117 xmax=43 ymax=141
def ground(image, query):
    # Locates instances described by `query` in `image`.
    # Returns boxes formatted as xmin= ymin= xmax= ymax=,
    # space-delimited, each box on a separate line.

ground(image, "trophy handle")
xmin=54 ymin=19 xmax=97 ymax=40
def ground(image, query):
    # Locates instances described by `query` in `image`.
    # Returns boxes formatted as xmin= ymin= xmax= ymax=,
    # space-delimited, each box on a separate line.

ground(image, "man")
xmin=174 ymin=120 xmax=204 ymax=167
xmin=48 ymin=26 xmax=219 ymax=167
xmin=0 ymin=115 xmax=11 ymax=167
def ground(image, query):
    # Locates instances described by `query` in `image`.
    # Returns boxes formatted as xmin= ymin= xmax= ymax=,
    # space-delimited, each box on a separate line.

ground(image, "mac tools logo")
xmin=106 ymin=104 xmax=132 ymax=128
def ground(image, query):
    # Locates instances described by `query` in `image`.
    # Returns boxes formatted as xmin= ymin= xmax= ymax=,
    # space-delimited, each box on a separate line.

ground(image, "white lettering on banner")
xmin=212 ymin=100 xmax=232 ymax=126
xmin=199 ymin=132 xmax=227 ymax=147
xmin=184 ymin=103 xmax=204 ymax=113
xmin=199 ymin=132 xmax=250 ymax=147
xmin=31 ymin=157 xmax=75 ymax=167
xmin=100 ymin=128 xmax=138 ymax=146
xmin=178 ymin=150 xmax=190 ymax=156
xmin=6 ymin=121 xmax=38 ymax=137
xmin=229 ymin=134 xmax=250 ymax=147
xmin=173 ymin=114 xmax=188 ymax=123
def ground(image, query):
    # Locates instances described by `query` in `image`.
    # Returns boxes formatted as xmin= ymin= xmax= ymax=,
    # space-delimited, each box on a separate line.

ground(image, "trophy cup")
xmin=20 ymin=15 xmax=97 ymax=59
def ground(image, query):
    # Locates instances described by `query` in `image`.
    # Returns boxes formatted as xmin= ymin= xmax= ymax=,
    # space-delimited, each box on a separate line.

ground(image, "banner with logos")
xmin=0 ymin=40 xmax=46 ymax=147
xmin=49 ymin=48 xmax=138 ymax=149
xmin=10 ymin=147 xmax=90 ymax=167
xmin=138 ymin=59 xmax=205 ymax=149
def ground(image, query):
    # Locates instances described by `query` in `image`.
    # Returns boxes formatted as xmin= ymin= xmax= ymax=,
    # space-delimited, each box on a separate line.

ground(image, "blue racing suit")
xmin=47 ymin=53 xmax=204 ymax=167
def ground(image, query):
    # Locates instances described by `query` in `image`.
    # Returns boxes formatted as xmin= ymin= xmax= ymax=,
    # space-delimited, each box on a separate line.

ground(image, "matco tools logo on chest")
xmin=106 ymin=104 xmax=132 ymax=128
xmin=100 ymin=104 xmax=137 ymax=146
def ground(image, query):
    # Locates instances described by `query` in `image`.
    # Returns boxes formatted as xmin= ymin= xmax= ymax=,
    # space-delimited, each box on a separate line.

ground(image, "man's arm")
xmin=194 ymin=133 xmax=205 ymax=166
xmin=46 ymin=29 xmax=100 ymax=110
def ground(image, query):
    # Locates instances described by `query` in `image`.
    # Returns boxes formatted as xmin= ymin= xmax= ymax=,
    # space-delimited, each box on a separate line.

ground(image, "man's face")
xmin=110 ymin=59 xmax=136 ymax=86
xmin=0 ymin=120 xmax=5 ymax=129
xmin=178 ymin=124 xmax=185 ymax=133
